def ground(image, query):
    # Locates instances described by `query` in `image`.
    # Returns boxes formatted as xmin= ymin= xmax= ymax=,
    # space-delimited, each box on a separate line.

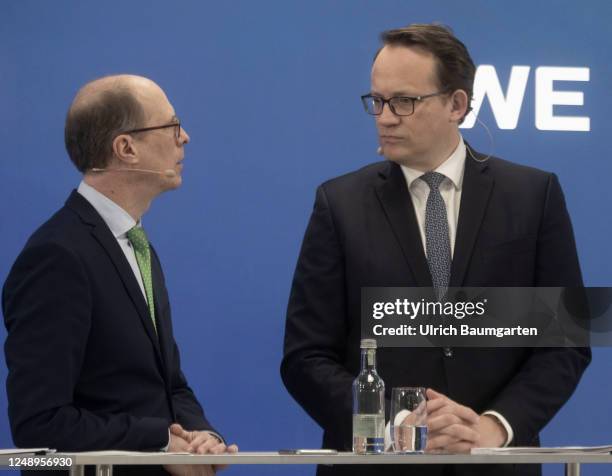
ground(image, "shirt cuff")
xmin=206 ymin=431 xmax=225 ymax=445
xmin=161 ymin=429 xmax=170 ymax=452
xmin=482 ymin=410 xmax=514 ymax=446
xmin=384 ymin=409 xmax=411 ymax=451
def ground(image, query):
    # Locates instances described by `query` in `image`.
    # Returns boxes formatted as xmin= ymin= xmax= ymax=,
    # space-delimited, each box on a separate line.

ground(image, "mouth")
xmin=380 ymin=135 xmax=404 ymax=144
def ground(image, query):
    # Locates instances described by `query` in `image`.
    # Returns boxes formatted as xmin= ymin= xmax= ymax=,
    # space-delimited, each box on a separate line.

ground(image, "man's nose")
xmin=180 ymin=126 xmax=190 ymax=144
xmin=376 ymin=103 xmax=401 ymax=127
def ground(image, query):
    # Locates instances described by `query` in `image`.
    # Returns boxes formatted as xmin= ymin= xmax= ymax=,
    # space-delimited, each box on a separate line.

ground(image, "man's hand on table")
xmin=168 ymin=423 xmax=238 ymax=472
xmin=164 ymin=429 xmax=213 ymax=476
xmin=425 ymin=388 xmax=507 ymax=454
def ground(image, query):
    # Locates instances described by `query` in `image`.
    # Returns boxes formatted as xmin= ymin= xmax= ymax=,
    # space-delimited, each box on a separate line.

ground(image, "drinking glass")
xmin=390 ymin=387 xmax=428 ymax=453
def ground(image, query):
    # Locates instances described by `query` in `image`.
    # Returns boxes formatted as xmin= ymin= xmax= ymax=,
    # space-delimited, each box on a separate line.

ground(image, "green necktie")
xmin=127 ymin=226 xmax=157 ymax=333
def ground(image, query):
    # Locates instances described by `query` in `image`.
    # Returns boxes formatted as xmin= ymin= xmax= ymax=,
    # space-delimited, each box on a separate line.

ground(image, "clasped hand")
xmin=164 ymin=423 xmax=238 ymax=476
xmin=424 ymin=388 xmax=506 ymax=454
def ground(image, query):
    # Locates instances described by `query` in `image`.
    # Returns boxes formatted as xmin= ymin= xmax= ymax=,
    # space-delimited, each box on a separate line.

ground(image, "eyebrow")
xmin=370 ymin=90 xmax=418 ymax=97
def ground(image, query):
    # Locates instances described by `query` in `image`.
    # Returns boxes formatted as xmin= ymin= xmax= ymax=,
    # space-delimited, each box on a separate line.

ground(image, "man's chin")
xmin=171 ymin=176 xmax=183 ymax=188
xmin=380 ymin=144 xmax=409 ymax=161
xmin=160 ymin=175 xmax=183 ymax=192
xmin=383 ymin=151 xmax=412 ymax=165
xmin=384 ymin=152 xmax=432 ymax=170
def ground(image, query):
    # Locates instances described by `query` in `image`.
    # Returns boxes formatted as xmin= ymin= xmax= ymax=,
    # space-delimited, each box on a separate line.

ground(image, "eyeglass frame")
xmin=360 ymin=91 xmax=448 ymax=117
xmin=122 ymin=119 xmax=182 ymax=140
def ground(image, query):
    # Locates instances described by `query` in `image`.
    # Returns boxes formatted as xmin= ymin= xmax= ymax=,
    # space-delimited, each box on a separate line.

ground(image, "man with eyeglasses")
xmin=3 ymin=75 xmax=236 ymax=475
xmin=281 ymin=24 xmax=589 ymax=476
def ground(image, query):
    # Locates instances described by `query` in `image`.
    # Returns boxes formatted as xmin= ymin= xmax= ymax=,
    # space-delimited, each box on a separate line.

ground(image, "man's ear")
xmin=449 ymin=89 xmax=468 ymax=123
xmin=112 ymin=133 xmax=138 ymax=165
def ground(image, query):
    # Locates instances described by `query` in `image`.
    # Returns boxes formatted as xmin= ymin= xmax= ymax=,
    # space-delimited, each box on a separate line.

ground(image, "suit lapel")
xmin=150 ymin=246 xmax=173 ymax=379
xmin=65 ymin=191 xmax=163 ymax=359
xmin=375 ymin=162 xmax=433 ymax=286
xmin=150 ymin=246 xmax=178 ymax=420
xmin=450 ymin=147 xmax=494 ymax=286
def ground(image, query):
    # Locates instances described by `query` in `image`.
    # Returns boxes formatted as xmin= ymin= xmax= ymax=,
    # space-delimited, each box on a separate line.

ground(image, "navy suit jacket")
xmin=281 ymin=147 xmax=591 ymax=476
xmin=3 ymin=191 xmax=217 ymax=459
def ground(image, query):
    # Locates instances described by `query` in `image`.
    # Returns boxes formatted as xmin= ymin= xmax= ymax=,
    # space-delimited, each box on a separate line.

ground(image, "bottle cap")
xmin=360 ymin=338 xmax=377 ymax=349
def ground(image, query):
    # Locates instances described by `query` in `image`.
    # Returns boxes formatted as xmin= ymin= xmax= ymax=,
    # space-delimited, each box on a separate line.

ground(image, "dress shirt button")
xmin=443 ymin=347 xmax=453 ymax=358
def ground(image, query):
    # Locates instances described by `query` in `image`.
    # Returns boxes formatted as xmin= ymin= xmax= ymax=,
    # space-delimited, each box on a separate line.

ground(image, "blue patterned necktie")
xmin=419 ymin=172 xmax=451 ymax=300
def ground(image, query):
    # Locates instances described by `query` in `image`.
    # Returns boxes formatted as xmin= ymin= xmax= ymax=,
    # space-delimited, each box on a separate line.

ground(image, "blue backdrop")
xmin=1 ymin=1 xmax=611 ymax=475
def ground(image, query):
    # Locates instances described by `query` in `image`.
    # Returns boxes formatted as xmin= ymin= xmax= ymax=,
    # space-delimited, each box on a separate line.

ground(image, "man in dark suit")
xmin=281 ymin=24 xmax=590 ymax=476
xmin=3 ymin=75 xmax=236 ymax=475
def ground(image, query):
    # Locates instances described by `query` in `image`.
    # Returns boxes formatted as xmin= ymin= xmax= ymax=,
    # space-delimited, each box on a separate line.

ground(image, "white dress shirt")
xmin=386 ymin=137 xmax=514 ymax=447
xmin=77 ymin=181 xmax=147 ymax=299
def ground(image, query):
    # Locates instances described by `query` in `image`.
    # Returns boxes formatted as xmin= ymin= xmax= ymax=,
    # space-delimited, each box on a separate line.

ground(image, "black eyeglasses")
xmin=361 ymin=92 xmax=447 ymax=117
xmin=123 ymin=119 xmax=182 ymax=140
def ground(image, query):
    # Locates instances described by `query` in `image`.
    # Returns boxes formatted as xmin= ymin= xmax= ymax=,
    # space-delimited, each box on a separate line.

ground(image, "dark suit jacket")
xmin=3 ymin=191 xmax=218 ymax=474
xmin=281 ymin=148 xmax=591 ymax=476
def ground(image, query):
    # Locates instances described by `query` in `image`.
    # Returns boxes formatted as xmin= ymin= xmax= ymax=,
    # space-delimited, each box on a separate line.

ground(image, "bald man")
xmin=3 ymin=75 xmax=236 ymax=475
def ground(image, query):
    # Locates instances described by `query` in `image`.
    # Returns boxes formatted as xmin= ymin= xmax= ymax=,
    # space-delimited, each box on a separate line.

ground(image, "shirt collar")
xmin=77 ymin=181 xmax=138 ymax=238
xmin=400 ymin=135 xmax=466 ymax=191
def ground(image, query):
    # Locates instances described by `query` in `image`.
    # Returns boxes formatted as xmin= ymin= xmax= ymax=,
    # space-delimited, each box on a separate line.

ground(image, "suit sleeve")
xmin=281 ymin=185 xmax=355 ymax=449
xmin=3 ymin=242 xmax=169 ymax=451
xmin=487 ymin=173 xmax=591 ymax=445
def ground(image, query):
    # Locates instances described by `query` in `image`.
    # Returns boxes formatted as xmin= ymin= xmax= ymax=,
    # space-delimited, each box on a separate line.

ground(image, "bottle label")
xmin=352 ymin=413 xmax=385 ymax=454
